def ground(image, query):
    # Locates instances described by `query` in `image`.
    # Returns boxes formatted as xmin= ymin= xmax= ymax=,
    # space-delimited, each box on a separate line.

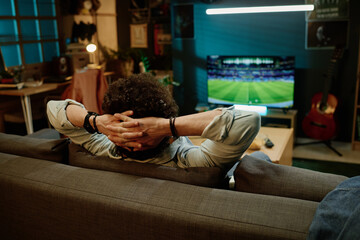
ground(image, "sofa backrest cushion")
xmin=234 ymin=155 xmax=348 ymax=202
xmin=0 ymin=155 xmax=318 ymax=240
xmin=0 ymin=132 xmax=69 ymax=163
xmin=68 ymin=143 xmax=228 ymax=188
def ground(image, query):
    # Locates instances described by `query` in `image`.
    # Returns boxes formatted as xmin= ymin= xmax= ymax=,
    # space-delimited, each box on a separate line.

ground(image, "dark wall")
xmin=116 ymin=0 xmax=131 ymax=49
xmin=171 ymin=0 xmax=360 ymax=141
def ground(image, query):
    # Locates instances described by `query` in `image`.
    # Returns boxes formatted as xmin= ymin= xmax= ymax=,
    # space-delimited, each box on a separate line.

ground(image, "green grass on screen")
xmin=208 ymin=80 xmax=294 ymax=105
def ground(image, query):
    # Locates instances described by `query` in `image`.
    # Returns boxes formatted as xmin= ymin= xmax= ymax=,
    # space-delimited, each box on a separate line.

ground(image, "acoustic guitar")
xmin=302 ymin=47 xmax=344 ymax=141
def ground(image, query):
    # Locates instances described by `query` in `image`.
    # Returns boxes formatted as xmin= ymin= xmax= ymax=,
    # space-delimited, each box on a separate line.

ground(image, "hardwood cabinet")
xmin=352 ymin=40 xmax=360 ymax=150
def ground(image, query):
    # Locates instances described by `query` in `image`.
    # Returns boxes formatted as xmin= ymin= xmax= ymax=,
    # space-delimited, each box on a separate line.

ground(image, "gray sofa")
xmin=0 ymin=130 xmax=348 ymax=240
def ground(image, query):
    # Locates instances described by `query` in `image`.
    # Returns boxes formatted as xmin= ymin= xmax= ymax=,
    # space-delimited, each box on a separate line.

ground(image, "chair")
xmin=61 ymin=68 xmax=108 ymax=114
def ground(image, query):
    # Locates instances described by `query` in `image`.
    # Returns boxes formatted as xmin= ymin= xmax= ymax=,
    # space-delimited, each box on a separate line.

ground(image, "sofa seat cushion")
xmin=0 ymin=132 xmax=69 ymax=163
xmin=68 ymin=143 xmax=228 ymax=188
xmin=234 ymin=155 xmax=348 ymax=202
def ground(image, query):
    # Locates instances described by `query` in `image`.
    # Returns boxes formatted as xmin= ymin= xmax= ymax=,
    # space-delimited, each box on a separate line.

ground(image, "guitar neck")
xmin=320 ymin=47 xmax=344 ymax=105
xmin=320 ymin=61 xmax=337 ymax=104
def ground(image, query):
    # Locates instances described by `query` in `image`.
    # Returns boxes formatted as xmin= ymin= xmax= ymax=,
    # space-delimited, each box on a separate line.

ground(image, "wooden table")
xmin=189 ymin=127 xmax=294 ymax=166
xmin=246 ymin=127 xmax=294 ymax=165
xmin=0 ymin=82 xmax=70 ymax=134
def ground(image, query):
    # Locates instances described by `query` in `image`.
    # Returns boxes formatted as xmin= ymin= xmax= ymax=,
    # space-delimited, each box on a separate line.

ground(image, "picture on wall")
xmin=306 ymin=0 xmax=349 ymax=21
xmin=306 ymin=21 xmax=348 ymax=49
xmin=153 ymin=24 xmax=171 ymax=56
xmin=130 ymin=24 xmax=148 ymax=48
xmin=173 ymin=4 xmax=194 ymax=39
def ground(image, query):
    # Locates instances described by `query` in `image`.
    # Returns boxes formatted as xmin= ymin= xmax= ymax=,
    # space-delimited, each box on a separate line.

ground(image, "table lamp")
xmin=86 ymin=43 xmax=97 ymax=68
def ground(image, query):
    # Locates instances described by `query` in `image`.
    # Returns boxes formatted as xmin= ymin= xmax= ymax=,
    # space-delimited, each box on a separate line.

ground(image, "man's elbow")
xmin=245 ymin=112 xmax=261 ymax=140
xmin=250 ymin=111 xmax=261 ymax=133
xmin=224 ymin=111 xmax=261 ymax=146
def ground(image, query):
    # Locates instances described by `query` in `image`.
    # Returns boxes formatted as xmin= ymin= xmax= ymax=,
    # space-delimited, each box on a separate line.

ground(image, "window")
xmin=0 ymin=0 xmax=59 ymax=67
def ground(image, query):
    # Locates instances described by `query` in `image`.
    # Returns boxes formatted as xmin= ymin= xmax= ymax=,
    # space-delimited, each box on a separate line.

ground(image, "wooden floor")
xmin=293 ymin=138 xmax=360 ymax=165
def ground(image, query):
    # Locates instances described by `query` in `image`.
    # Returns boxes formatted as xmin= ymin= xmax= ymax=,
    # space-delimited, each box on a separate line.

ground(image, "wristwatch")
xmin=83 ymin=111 xmax=98 ymax=134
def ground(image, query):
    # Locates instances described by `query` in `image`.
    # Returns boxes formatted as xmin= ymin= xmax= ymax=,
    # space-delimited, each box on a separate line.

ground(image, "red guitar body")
xmin=302 ymin=92 xmax=338 ymax=140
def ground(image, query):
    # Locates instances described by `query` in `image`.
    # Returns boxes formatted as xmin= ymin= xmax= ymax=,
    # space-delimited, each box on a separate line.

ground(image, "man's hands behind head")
xmin=105 ymin=113 xmax=170 ymax=152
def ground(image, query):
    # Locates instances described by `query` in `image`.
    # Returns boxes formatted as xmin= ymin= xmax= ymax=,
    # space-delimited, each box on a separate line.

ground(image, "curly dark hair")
xmin=102 ymin=73 xmax=178 ymax=160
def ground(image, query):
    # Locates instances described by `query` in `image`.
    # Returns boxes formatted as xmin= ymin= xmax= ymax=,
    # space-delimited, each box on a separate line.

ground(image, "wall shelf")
xmin=351 ymin=38 xmax=360 ymax=151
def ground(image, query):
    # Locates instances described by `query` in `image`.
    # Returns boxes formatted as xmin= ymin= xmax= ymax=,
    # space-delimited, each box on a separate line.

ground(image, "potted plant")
xmin=0 ymin=65 xmax=24 ymax=84
xmin=102 ymin=47 xmax=138 ymax=78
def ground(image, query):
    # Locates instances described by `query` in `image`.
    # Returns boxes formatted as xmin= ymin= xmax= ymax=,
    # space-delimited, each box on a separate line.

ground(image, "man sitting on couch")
xmin=47 ymin=73 xmax=260 ymax=170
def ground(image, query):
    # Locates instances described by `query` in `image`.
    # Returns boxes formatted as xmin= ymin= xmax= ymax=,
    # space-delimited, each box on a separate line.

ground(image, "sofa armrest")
xmin=26 ymin=128 xmax=61 ymax=139
xmin=0 ymin=132 xmax=69 ymax=163
xmin=234 ymin=155 xmax=348 ymax=202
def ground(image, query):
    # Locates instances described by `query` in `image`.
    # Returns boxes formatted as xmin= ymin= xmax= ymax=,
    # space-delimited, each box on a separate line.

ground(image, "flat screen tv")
xmin=207 ymin=55 xmax=295 ymax=109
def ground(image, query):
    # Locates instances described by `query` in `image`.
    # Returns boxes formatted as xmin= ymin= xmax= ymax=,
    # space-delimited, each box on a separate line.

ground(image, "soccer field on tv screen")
xmin=208 ymin=80 xmax=294 ymax=106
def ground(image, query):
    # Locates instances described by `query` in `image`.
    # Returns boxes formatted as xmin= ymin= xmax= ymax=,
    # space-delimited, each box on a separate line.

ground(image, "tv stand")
xmin=195 ymin=104 xmax=297 ymax=131
xmin=282 ymin=108 xmax=290 ymax=114
xmin=262 ymin=109 xmax=297 ymax=130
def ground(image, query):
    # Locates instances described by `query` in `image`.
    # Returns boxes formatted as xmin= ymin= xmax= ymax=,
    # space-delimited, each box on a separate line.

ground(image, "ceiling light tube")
xmin=206 ymin=4 xmax=314 ymax=15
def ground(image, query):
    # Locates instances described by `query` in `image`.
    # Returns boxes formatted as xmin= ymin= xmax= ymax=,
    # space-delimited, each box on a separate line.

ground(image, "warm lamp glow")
xmin=206 ymin=4 xmax=314 ymax=15
xmin=86 ymin=43 xmax=97 ymax=53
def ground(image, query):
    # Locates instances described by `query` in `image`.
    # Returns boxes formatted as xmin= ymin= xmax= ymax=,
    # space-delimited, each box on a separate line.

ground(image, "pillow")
xmin=68 ymin=143 xmax=228 ymax=188
xmin=0 ymin=132 xmax=69 ymax=163
xmin=234 ymin=155 xmax=348 ymax=202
